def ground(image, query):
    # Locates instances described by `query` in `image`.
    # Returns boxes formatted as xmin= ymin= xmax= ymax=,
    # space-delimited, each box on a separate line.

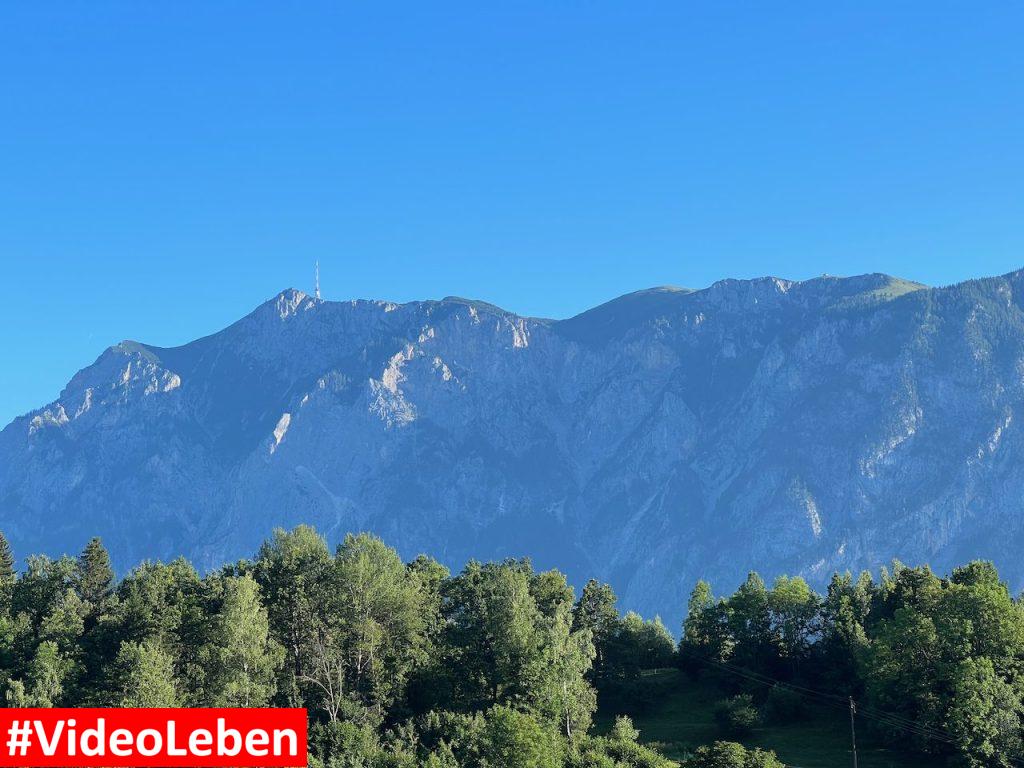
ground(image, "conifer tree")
xmin=75 ymin=537 xmax=114 ymax=609
xmin=0 ymin=532 xmax=15 ymax=615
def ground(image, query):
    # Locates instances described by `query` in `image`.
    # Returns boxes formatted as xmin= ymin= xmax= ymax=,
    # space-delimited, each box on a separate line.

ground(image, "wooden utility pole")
xmin=849 ymin=696 xmax=859 ymax=768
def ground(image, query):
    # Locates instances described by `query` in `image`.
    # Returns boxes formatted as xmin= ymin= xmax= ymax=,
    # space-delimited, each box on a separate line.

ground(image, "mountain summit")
xmin=6 ymin=270 xmax=1024 ymax=624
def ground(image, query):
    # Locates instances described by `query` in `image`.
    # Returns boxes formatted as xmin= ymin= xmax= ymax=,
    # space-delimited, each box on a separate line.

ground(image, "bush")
xmin=743 ymin=747 xmax=785 ymax=768
xmin=608 ymin=715 xmax=640 ymax=743
xmin=307 ymin=721 xmax=380 ymax=767
xmin=763 ymin=685 xmax=805 ymax=724
xmin=567 ymin=715 xmax=674 ymax=768
xmin=475 ymin=705 xmax=562 ymax=768
xmin=683 ymin=741 xmax=784 ymax=768
xmin=713 ymin=694 xmax=762 ymax=737
xmin=573 ymin=737 xmax=673 ymax=768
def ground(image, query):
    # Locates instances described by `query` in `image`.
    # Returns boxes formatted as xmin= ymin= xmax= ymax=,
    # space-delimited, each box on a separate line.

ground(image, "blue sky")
xmin=2 ymin=3 xmax=1024 ymax=424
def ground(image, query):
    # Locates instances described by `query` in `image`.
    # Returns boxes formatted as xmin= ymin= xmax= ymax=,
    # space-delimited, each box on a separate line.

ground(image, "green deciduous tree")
xmin=946 ymin=656 xmax=1024 ymax=767
xmin=12 ymin=555 xmax=77 ymax=635
xmin=254 ymin=526 xmax=331 ymax=704
xmin=767 ymin=575 xmax=819 ymax=666
xmin=331 ymin=533 xmax=427 ymax=716
xmin=114 ymin=639 xmax=180 ymax=707
xmin=6 ymin=640 xmax=71 ymax=707
xmin=439 ymin=559 xmax=597 ymax=738
xmin=863 ymin=606 xmax=942 ymax=749
xmin=442 ymin=560 xmax=546 ymax=710
xmin=532 ymin=592 xmax=596 ymax=740
xmin=573 ymin=579 xmax=620 ymax=681
xmin=617 ymin=612 xmax=675 ymax=674
xmin=726 ymin=573 xmax=773 ymax=672
xmin=203 ymin=574 xmax=283 ymax=707
xmin=681 ymin=581 xmax=732 ymax=671
xmin=289 ymin=533 xmax=427 ymax=725
xmin=819 ymin=572 xmax=872 ymax=691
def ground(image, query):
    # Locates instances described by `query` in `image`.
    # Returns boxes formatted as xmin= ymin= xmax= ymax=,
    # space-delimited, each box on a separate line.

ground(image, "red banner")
xmin=0 ymin=709 xmax=307 ymax=767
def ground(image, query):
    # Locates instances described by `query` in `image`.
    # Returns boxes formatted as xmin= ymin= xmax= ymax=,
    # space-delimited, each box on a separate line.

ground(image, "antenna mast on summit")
xmin=314 ymin=260 xmax=321 ymax=300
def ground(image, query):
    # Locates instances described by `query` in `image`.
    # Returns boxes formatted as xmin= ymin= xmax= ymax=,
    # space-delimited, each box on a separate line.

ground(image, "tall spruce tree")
xmin=0 ymin=532 xmax=15 ymax=615
xmin=75 ymin=538 xmax=114 ymax=609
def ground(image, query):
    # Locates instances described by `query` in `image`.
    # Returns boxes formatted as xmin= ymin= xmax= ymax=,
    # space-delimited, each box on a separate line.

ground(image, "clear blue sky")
xmin=2 ymin=3 xmax=1024 ymax=424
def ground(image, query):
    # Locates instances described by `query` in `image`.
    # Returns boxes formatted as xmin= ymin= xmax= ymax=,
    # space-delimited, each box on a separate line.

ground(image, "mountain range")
xmin=4 ymin=269 xmax=1024 ymax=626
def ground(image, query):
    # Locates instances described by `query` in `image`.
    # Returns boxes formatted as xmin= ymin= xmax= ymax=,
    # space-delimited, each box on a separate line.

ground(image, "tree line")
xmin=0 ymin=527 xmax=684 ymax=768
xmin=682 ymin=563 xmax=1024 ymax=767
xmin=1 ymin=525 xmax=1019 ymax=767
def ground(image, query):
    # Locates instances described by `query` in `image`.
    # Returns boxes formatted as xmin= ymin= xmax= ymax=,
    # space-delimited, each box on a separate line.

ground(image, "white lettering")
xmin=189 ymin=728 xmax=213 ymax=756
xmin=274 ymin=728 xmax=298 ymax=756
xmin=217 ymin=719 xmax=242 ymax=757
xmin=245 ymin=729 xmax=269 ymax=756
xmin=109 ymin=728 xmax=133 ymax=756
xmin=21 ymin=716 xmax=299 ymax=760
xmin=81 ymin=719 xmax=105 ymax=756
xmin=136 ymin=728 xmax=163 ymax=757
xmin=32 ymin=721 xmax=64 ymax=756
xmin=165 ymin=721 xmax=187 ymax=756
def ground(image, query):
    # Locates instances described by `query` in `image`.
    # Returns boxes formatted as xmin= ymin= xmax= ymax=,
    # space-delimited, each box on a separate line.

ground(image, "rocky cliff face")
xmin=5 ymin=271 xmax=1024 ymax=626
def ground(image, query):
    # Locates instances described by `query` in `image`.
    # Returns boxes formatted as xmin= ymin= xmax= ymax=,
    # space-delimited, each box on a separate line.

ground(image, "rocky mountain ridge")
xmin=4 ymin=269 xmax=1024 ymax=625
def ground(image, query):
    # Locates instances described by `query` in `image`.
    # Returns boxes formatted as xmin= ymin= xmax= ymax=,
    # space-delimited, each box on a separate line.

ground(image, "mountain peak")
xmin=242 ymin=288 xmax=314 ymax=322
xmin=274 ymin=288 xmax=311 ymax=317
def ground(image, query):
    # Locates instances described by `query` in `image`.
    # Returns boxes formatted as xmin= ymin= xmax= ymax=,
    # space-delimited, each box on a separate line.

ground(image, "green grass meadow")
xmin=597 ymin=670 xmax=935 ymax=768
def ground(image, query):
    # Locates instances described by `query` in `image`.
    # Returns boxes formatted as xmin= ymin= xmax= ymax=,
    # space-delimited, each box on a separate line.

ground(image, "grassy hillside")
xmin=597 ymin=670 xmax=934 ymax=768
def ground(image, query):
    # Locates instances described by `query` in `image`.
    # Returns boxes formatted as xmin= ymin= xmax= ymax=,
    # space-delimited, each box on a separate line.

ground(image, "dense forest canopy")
xmin=0 ymin=527 xmax=1021 ymax=768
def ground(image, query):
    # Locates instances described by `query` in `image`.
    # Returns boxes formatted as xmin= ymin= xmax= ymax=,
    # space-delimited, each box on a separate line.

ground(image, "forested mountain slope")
xmin=4 ymin=270 xmax=1024 ymax=624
